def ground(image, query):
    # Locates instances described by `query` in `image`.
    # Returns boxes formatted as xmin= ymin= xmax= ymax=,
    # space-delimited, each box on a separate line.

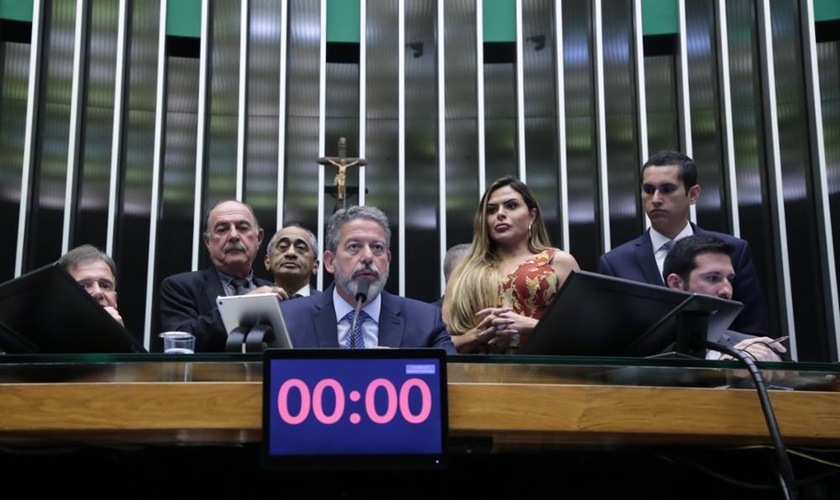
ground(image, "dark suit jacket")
xmin=598 ymin=224 xmax=771 ymax=337
xmin=159 ymin=267 xmax=273 ymax=352
xmin=279 ymin=284 xmax=456 ymax=354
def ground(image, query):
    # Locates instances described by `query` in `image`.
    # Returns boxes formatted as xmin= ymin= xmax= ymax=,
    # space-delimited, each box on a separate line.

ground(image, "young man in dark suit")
xmin=158 ymin=200 xmax=288 ymax=352
xmin=279 ymin=205 xmax=456 ymax=353
xmin=598 ymin=150 xmax=770 ymax=337
xmin=663 ymin=234 xmax=786 ymax=361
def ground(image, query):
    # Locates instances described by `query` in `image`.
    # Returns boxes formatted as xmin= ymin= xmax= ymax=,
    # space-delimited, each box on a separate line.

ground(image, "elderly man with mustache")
xmin=278 ymin=205 xmax=456 ymax=353
xmin=158 ymin=200 xmax=287 ymax=352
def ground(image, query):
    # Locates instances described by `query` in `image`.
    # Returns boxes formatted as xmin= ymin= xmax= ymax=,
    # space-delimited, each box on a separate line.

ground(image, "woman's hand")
xmin=488 ymin=309 xmax=539 ymax=338
xmin=452 ymin=307 xmax=510 ymax=353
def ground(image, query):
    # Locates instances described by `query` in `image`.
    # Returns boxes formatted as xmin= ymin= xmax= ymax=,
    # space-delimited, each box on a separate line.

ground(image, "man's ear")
xmin=665 ymin=273 xmax=683 ymax=290
xmin=264 ymin=254 xmax=270 ymax=271
xmin=323 ymin=252 xmax=335 ymax=274
xmin=687 ymin=184 xmax=701 ymax=205
xmin=312 ymin=260 xmax=320 ymax=276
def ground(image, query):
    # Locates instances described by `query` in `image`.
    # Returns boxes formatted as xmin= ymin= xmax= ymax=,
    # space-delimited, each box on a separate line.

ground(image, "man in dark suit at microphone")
xmin=279 ymin=205 xmax=456 ymax=353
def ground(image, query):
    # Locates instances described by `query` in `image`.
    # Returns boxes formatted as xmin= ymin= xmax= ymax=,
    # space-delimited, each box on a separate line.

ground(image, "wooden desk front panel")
xmin=1 ymin=381 xmax=838 ymax=447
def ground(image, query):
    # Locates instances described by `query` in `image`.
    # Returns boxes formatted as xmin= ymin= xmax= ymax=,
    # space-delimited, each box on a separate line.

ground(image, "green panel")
xmin=327 ymin=0 xmax=359 ymax=43
xmin=643 ymin=0 xmax=678 ymax=36
xmin=483 ymin=0 xmax=515 ymax=42
xmin=167 ymin=0 xmax=201 ymax=38
xmin=0 ymin=0 xmax=32 ymax=22
xmin=815 ymin=0 xmax=840 ymax=22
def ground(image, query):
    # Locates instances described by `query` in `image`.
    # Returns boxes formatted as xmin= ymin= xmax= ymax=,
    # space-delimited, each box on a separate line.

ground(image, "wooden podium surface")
xmin=1 ymin=355 xmax=839 ymax=449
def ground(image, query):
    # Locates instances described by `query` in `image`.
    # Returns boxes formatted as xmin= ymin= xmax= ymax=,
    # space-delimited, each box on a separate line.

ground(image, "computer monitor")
xmin=0 ymin=263 xmax=146 ymax=354
xmin=518 ymin=270 xmax=744 ymax=358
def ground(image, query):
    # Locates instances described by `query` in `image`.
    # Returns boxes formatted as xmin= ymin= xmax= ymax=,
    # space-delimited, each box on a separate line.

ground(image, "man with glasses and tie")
xmin=598 ymin=150 xmax=770 ymax=337
xmin=158 ymin=200 xmax=287 ymax=352
xmin=264 ymin=223 xmax=321 ymax=299
xmin=279 ymin=205 xmax=455 ymax=353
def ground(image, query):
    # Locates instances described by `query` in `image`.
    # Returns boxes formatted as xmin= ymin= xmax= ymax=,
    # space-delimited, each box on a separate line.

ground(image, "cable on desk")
xmin=705 ymin=340 xmax=799 ymax=500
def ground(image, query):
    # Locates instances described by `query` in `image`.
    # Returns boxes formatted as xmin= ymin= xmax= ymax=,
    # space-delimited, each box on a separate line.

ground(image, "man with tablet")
xmin=158 ymin=200 xmax=289 ymax=352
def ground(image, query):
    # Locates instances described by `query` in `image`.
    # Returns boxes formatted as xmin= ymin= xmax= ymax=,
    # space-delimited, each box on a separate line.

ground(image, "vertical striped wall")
xmin=0 ymin=0 xmax=838 ymax=360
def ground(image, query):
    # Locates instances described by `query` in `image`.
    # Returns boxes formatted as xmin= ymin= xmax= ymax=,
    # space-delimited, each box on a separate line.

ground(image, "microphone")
xmin=355 ymin=277 xmax=372 ymax=303
xmin=350 ymin=277 xmax=372 ymax=349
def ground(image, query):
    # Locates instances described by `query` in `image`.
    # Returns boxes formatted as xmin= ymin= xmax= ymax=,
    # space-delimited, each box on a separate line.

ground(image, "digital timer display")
xmin=262 ymin=348 xmax=449 ymax=469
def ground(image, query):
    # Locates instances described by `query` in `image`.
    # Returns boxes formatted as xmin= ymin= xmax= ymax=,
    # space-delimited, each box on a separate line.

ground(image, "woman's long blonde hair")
xmin=444 ymin=176 xmax=552 ymax=335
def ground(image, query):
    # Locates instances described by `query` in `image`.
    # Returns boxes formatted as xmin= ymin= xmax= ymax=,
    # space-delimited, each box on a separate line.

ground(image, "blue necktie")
xmin=344 ymin=310 xmax=370 ymax=349
xmin=659 ymin=240 xmax=674 ymax=253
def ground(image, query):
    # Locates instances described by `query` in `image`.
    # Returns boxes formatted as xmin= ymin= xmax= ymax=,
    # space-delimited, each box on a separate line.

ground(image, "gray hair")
xmin=266 ymin=223 xmax=318 ymax=254
xmin=58 ymin=244 xmax=118 ymax=281
xmin=443 ymin=243 xmax=471 ymax=283
xmin=325 ymin=205 xmax=391 ymax=253
xmin=203 ymin=199 xmax=260 ymax=235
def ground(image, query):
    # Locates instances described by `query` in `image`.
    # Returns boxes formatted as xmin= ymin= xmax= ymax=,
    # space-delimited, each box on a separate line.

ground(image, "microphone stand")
xmin=349 ymin=278 xmax=372 ymax=348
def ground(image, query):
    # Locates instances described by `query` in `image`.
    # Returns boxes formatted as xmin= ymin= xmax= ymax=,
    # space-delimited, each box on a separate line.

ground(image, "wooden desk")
xmin=1 ymin=359 xmax=838 ymax=448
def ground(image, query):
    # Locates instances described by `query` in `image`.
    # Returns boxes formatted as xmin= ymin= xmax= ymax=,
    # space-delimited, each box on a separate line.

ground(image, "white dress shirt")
xmin=650 ymin=223 xmax=694 ymax=280
xmin=333 ymin=287 xmax=381 ymax=348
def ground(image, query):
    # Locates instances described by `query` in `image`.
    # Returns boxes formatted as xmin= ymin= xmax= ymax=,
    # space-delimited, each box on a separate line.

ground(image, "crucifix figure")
xmin=317 ymin=137 xmax=367 ymax=210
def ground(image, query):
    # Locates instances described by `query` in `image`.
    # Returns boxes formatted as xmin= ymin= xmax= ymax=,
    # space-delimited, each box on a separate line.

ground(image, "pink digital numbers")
xmin=276 ymin=377 xmax=432 ymax=425
xmin=399 ymin=378 xmax=433 ymax=424
xmin=312 ymin=379 xmax=344 ymax=424
xmin=276 ymin=378 xmax=310 ymax=424
xmin=365 ymin=378 xmax=398 ymax=424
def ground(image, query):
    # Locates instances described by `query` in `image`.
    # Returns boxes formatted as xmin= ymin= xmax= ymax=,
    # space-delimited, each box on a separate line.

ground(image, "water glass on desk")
xmin=159 ymin=332 xmax=195 ymax=382
xmin=160 ymin=332 xmax=195 ymax=354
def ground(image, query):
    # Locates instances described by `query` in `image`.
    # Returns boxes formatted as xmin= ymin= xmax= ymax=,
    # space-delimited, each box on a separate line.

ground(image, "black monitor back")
xmin=0 ymin=263 xmax=146 ymax=354
xmin=519 ymin=270 xmax=743 ymax=357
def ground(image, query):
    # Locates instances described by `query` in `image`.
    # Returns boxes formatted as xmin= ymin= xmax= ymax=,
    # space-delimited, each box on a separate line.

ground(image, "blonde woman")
xmin=442 ymin=175 xmax=579 ymax=353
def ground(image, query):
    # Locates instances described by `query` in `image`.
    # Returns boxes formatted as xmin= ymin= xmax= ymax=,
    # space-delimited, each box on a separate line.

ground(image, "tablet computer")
xmin=216 ymin=293 xmax=294 ymax=350
xmin=262 ymin=348 xmax=449 ymax=469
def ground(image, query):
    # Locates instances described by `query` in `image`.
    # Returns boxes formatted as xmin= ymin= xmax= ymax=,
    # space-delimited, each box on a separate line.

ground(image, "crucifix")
xmin=317 ymin=137 xmax=367 ymax=211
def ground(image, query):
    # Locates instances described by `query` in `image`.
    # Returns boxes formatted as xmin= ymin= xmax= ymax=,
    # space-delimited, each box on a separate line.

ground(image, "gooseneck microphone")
xmin=349 ymin=278 xmax=372 ymax=349
xmin=355 ymin=277 xmax=372 ymax=304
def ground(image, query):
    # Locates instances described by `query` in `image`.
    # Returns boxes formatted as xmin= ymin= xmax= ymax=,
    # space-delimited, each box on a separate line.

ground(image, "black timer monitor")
xmin=262 ymin=348 xmax=449 ymax=469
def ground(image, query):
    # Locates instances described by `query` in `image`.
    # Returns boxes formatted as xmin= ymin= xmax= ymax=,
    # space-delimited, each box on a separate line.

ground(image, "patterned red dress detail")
xmin=498 ymin=248 xmax=559 ymax=349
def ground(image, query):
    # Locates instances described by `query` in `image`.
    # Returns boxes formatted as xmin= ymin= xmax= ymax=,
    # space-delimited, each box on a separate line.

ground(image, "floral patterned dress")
xmin=498 ymin=248 xmax=559 ymax=351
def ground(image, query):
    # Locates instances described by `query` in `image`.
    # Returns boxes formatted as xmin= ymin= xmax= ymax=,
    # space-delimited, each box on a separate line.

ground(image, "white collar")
xmin=333 ymin=286 xmax=382 ymax=323
xmin=650 ymin=223 xmax=693 ymax=252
